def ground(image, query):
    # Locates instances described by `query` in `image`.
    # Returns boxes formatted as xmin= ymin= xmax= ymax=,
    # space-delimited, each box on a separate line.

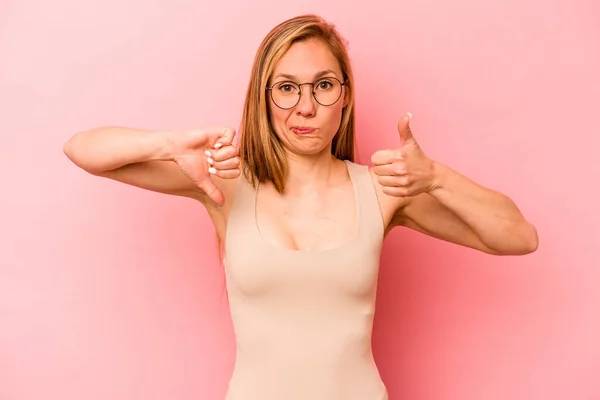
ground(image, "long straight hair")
xmin=238 ymin=14 xmax=357 ymax=193
xmin=217 ymin=15 xmax=356 ymax=269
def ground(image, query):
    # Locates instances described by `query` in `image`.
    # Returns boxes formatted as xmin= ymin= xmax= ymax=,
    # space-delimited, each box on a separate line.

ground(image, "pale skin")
xmin=63 ymin=38 xmax=538 ymax=256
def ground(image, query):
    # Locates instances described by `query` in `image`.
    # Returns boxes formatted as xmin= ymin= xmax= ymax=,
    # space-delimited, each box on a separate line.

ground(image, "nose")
xmin=295 ymin=83 xmax=316 ymax=117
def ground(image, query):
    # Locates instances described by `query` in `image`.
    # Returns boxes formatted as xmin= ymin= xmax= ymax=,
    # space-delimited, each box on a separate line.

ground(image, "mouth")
xmin=291 ymin=126 xmax=316 ymax=135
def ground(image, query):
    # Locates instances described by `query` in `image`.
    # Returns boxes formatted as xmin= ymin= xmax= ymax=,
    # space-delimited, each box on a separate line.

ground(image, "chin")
xmin=291 ymin=142 xmax=332 ymax=157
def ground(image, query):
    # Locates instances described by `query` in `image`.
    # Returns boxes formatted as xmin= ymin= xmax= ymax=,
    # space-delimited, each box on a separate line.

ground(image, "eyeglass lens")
xmin=270 ymin=78 xmax=343 ymax=109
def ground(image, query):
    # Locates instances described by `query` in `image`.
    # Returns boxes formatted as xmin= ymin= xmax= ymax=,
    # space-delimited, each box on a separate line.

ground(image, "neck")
xmin=284 ymin=148 xmax=339 ymax=195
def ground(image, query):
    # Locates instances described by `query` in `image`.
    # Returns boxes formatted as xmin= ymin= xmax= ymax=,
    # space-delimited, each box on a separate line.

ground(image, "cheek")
xmin=324 ymin=105 xmax=345 ymax=130
xmin=268 ymin=106 xmax=291 ymax=135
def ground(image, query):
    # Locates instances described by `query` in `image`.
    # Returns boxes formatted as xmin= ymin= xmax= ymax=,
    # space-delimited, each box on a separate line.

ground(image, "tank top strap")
xmin=344 ymin=160 xmax=385 ymax=243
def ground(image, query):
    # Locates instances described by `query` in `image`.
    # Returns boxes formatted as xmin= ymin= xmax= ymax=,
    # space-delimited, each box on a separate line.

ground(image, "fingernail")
xmin=208 ymin=167 xmax=217 ymax=174
xmin=407 ymin=112 xmax=412 ymax=120
xmin=214 ymin=143 xmax=222 ymax=149
xmin=205 ymin=150 xmax=212 ymax=157
xmin=207 ymin=157 xmax=214 ymax=165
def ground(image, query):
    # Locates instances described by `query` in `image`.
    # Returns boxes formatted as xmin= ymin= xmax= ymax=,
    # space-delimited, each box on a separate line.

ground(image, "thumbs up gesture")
xmin=371 ymin=113 xmax=437 ymax=197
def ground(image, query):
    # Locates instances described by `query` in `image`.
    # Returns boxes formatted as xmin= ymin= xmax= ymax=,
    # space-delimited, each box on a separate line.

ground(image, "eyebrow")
xmin=272 ymin=69 xmax=339 ymax=81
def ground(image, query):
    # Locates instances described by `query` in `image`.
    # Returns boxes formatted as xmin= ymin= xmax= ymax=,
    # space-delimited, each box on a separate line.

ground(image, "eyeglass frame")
xmin=265 ymin=76 xmax=346 ymax=110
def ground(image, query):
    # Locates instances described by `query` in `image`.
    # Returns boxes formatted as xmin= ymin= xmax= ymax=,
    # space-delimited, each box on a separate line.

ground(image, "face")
xmin=267 ymin=38 xmax=348 ymax=157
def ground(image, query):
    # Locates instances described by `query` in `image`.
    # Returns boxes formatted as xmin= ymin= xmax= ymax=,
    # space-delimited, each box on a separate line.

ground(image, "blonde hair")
xmin=238 ymin=14 xmax=356 ymax=193
xmin=216 ymin=15 xmax=356 ymax=271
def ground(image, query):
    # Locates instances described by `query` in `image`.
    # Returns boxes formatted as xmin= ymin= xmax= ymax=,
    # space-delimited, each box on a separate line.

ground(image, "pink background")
xmin=1 ymin=0 xmax=599 ymax=399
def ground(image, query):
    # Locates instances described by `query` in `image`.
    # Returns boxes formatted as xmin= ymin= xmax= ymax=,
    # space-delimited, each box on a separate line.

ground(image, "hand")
xmin=371 ymin=113 xmax=437 ymax=197
xmin=172 ymin=127 xmax=240 ymax=206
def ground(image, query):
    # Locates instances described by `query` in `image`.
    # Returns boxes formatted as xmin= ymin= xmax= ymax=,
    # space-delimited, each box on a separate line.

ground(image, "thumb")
xmin=214 ymin=127 xmax=237 ymax=148
xmin=397 ymin=112 xmax=415 ymax=146
xmin=197 ymin=178 xmax=224 ymax=207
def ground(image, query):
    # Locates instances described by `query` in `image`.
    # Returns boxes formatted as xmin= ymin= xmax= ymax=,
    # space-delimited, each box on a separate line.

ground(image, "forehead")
xmin=272 ymin=38 xmax=343 ymax=80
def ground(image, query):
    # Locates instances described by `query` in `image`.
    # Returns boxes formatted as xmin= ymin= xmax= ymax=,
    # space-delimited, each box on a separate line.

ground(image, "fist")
xmin=371 ymin=113 xmax=437 ymax=197
xmin=173 ymin=127 xmax=240 ymax=206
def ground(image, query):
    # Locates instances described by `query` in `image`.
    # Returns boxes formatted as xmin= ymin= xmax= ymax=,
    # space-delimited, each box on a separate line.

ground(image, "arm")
xmin=63 ymin=126 xmax=239 ymax=206
xmin=373 ymin=113 xmax=538 ymax=256
xmin=64 ymin=127 xmax=197 ymax=197
xmin=393 ymin=162 xmax=538 ymax=255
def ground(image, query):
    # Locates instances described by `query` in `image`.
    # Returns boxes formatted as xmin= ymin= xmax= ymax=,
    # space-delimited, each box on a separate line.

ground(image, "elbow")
xmin=63 ymin=138 xmax=76 ymax=162
xmin=62 ymin=134 xmax=102 ymax=175
xmin=488 ymin=222 xmax=539 ymax=256
xmin=524 ymin=223 xmax=539 ymax=254
xmin=63 ymin=137 xmax=82 ymax=168
xmin=508 ymin=222 xmax=539 ymax=255
xmin=63 ymin=131 xmax=85 ymax=161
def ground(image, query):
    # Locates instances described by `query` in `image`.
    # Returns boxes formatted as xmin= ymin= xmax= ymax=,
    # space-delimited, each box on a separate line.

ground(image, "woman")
xmin=63 ymin=14 xmax=538 ymax=400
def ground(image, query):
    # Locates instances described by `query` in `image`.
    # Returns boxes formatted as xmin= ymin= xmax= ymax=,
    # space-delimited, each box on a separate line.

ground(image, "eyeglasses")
xmin=266 ymin=77 xmax=346 ymax=110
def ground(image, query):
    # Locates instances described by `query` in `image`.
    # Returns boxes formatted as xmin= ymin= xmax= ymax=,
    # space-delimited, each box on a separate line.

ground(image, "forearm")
xmin=429 ymin=162 xmax=538 ymax=253
xmin=63 ymin=127 xmax=173 ymax=174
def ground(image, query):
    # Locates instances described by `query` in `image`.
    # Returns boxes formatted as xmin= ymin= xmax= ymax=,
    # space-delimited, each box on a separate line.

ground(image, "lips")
xmin=291 ymin=126 xmax=316 ymax=135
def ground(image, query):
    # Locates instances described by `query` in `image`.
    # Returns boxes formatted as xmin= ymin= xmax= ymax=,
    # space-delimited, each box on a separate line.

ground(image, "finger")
xmin=214 ymin=127 xmax=237 ymax=148
xmin=382 ymin=186 xmax=410 ymax=197
xmin=371 ymin=149 xmax=400 ymax=166
xmin=196 ymin=178 xmax=224 ymax=206
xmin=211 ymin=156 xmax=240 ymax=171
xmin=211 ymin=144 xmax=238 ymax=162
xmin=377 ymin=175 xmax=409 ymax=188
xmin=372 ymin=162 xmax=407 ymax=177
xmin=397 ymin=112 xmax=414 ymax=146
xmin=212 ymin=168 xmax=241 ymax=179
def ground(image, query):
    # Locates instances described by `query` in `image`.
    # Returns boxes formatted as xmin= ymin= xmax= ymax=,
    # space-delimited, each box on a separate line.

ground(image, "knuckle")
xmin=392 ymin=162 xmax=406 ymax=175
xmin=372 ymin=150 xmax=392 ymax=165
xmin=389 ymin=187 xmax=403 ymax=197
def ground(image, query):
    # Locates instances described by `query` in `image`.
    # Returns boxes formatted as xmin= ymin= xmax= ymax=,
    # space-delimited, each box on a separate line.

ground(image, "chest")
xmin=256 ymin=183 xmax=357 ymax=253
xmin=223 ymin=170 xmax=387 ymax=299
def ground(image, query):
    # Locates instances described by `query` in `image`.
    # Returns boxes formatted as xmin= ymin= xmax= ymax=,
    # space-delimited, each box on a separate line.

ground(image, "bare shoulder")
xmin=366 ymin=165 xmax=410 ymax=233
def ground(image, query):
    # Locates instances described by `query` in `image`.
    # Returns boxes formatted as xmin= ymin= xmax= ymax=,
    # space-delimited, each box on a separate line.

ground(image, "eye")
xmin=276 ymin=82 xmax=298 ymax=93
xmin=315 ymin=80 xmax=334 ymax=90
